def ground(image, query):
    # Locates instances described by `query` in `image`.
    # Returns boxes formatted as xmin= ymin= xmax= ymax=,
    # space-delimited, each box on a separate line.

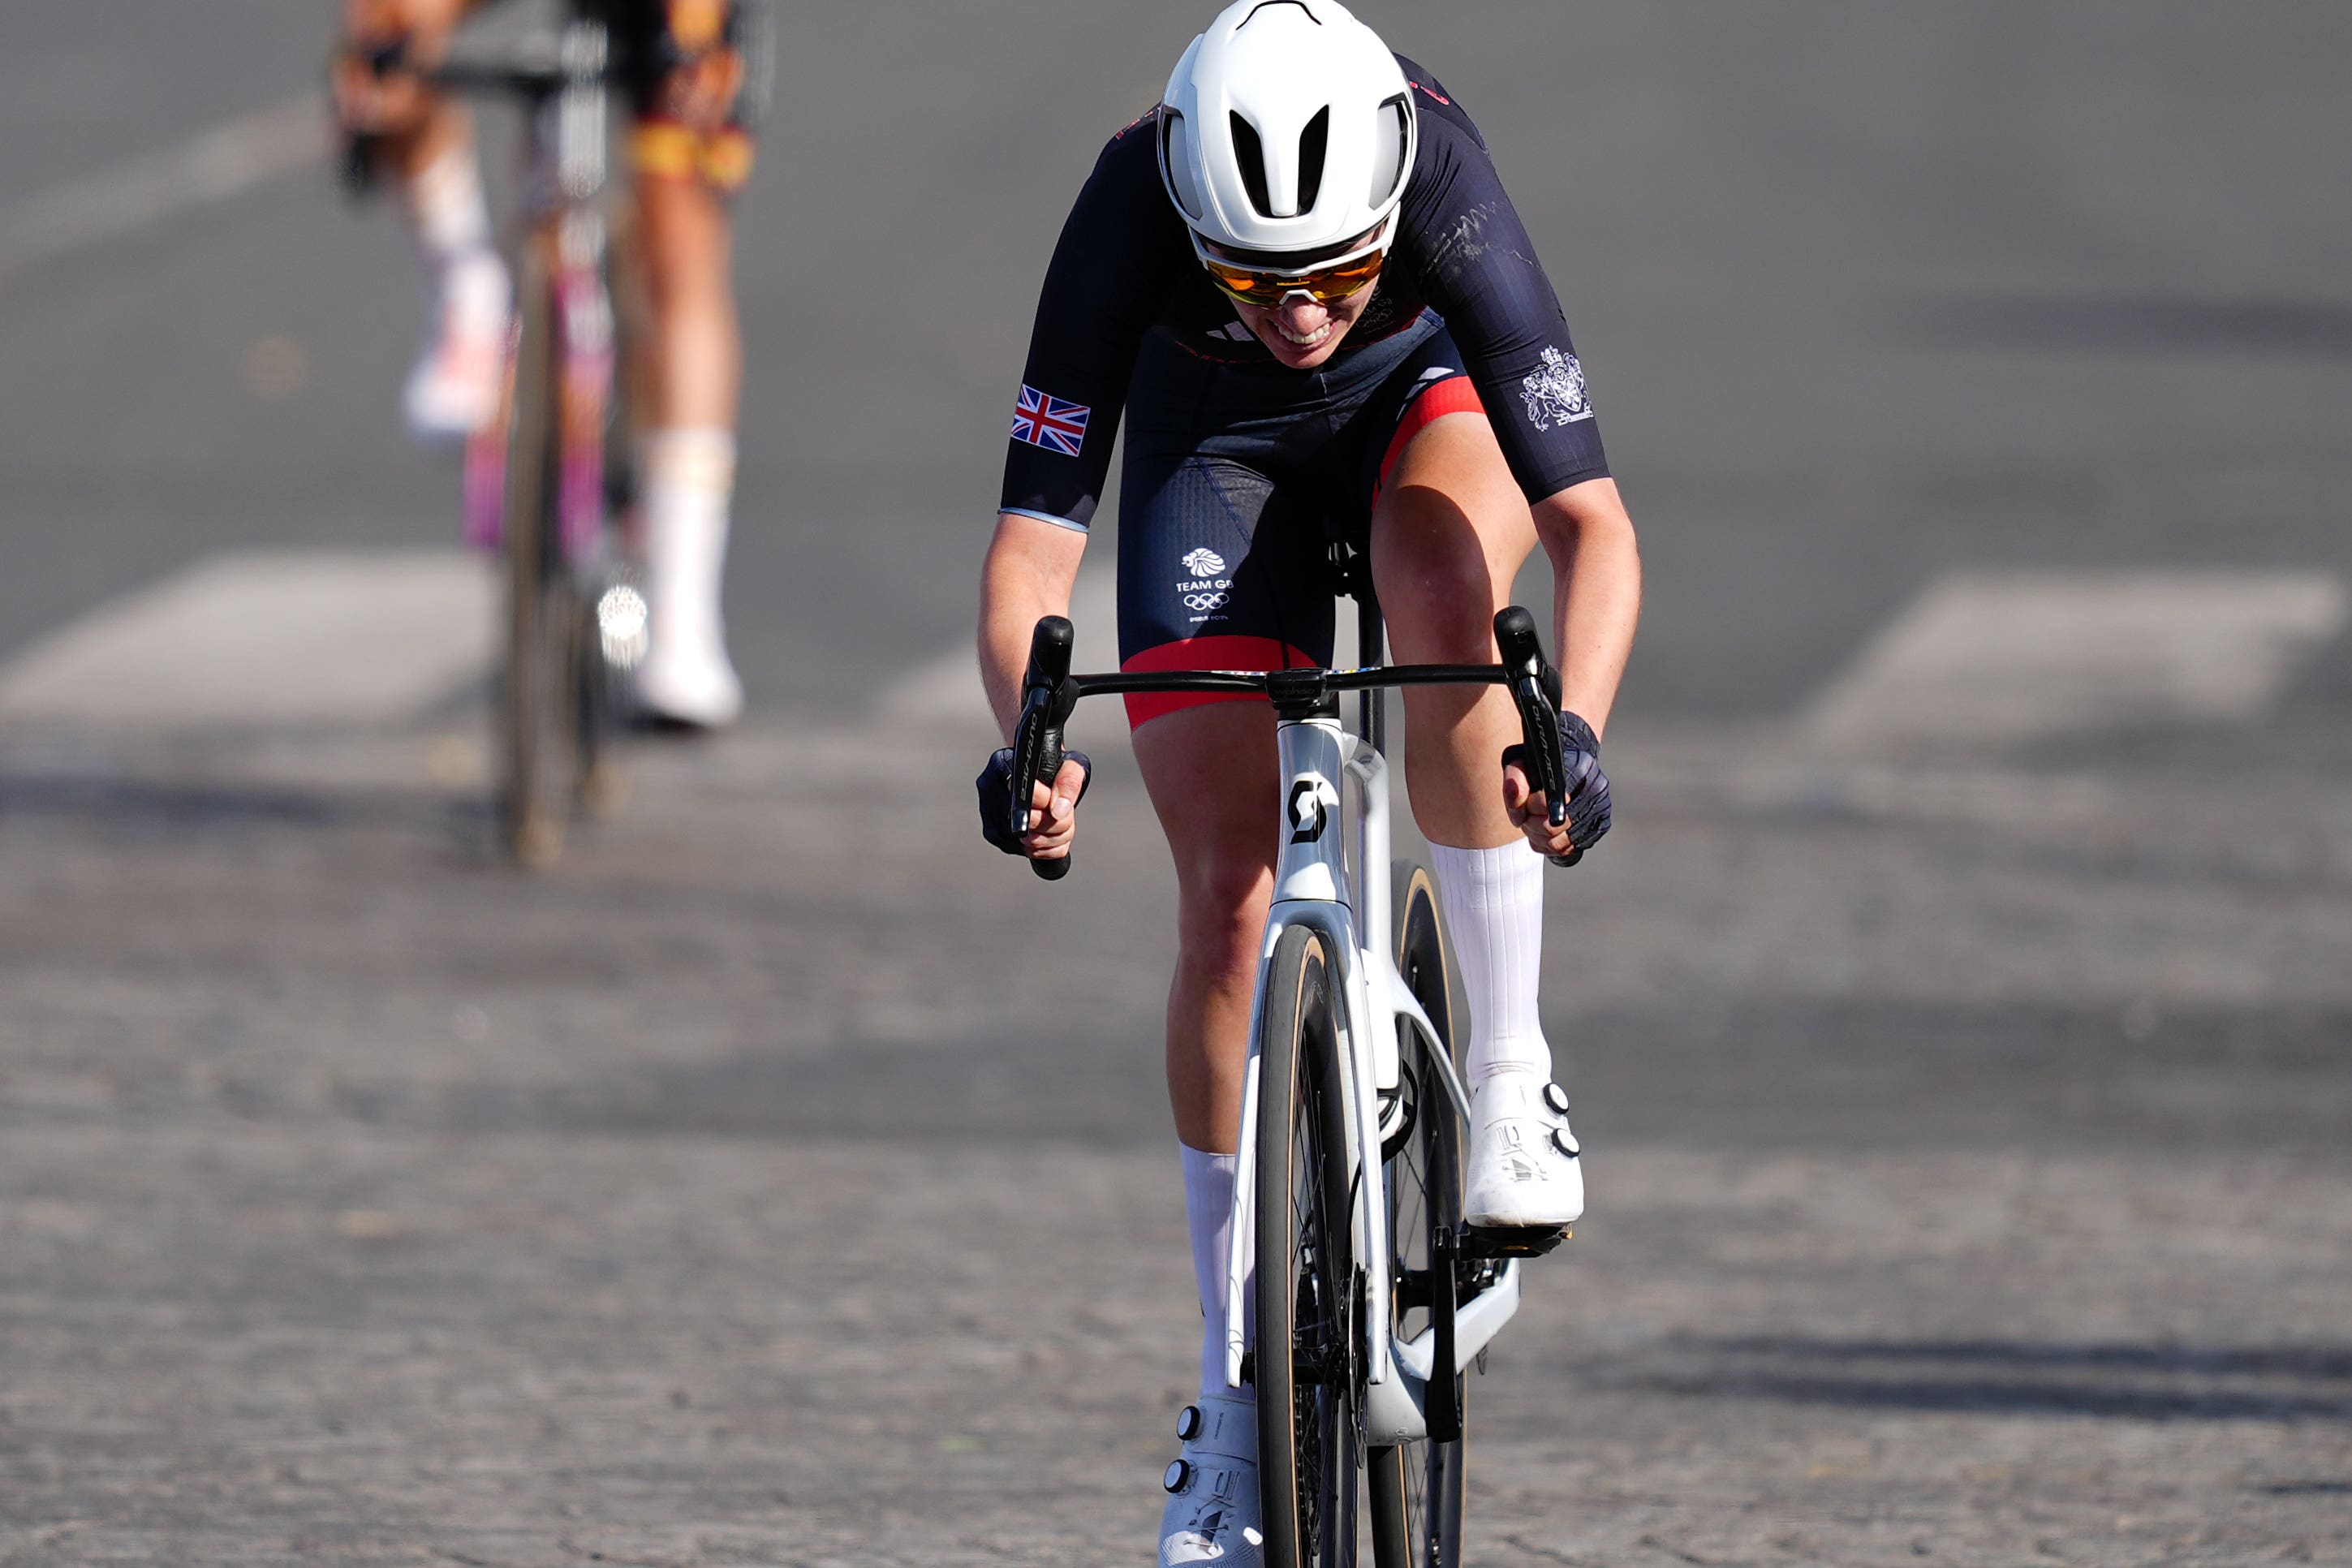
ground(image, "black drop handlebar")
xmin=356 ymin=25 xmax=607 ymax=97
xmin=1009 ymin=605 xmax=1579 ymax=881
xmin=342 ymin=27 xmax=612 ymax=195
xmin=1493 ymin=605 xmax=1579 ymax=866
xmin=1010 ymin=616 xmax=1081 ymax=881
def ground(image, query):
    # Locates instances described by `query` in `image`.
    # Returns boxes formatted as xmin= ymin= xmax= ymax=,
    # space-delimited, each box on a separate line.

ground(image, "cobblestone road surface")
xmin=2 ymin=719 xmax=2346 ymax=1566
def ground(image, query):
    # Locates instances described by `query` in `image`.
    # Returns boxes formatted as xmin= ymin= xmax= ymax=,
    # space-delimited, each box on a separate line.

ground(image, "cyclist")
xmin=332 ymin=0 xmax=765 ymax=727
xmin=974 ymin=3 xmax=1639 ymax=1560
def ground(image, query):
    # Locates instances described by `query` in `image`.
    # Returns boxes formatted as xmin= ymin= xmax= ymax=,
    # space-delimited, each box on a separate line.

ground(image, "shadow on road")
xmin=1640 ymin=1334 xmax=2352 ymax=1424
xmin=0 ymin=770 xmax=444 ymax=832
xmin=1906 ymin=294 xmax=2352 ymax=359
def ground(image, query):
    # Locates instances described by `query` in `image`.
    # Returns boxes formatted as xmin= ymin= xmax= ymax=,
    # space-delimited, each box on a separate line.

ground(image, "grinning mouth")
xmin=1273 ymin=320 xmax=1332 ymax=348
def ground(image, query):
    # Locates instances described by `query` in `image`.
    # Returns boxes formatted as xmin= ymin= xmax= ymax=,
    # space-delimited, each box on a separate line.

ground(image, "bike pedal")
xmin=1458 ymin=1221 xmax=1572 ymax=1260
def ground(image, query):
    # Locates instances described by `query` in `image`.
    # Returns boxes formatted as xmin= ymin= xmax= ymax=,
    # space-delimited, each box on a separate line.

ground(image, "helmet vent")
xmin=1230 ymin=112 xmax=1273 ymax=219
xmin=1161 ymin=110 xmax=1204 ymax=220
xmin=1238 ymin=1 xmax=1320 ymax=28
xmin=1294 ymin=106 xmax=1329 ymax=215
xmin=1368 ymin=94 xmax=1409 ymax=205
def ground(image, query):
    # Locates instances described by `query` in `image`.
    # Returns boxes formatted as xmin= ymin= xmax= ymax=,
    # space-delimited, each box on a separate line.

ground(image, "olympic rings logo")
xmin=1182 ymin=591 xmax=1230 ymax=614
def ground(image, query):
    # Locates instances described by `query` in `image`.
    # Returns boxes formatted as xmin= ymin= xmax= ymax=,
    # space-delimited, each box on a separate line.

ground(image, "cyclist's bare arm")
xmin=979 ymin=511 xmax=1090 ymax=859
xmin=1507 ymin=475 xmax=1641 ymax=856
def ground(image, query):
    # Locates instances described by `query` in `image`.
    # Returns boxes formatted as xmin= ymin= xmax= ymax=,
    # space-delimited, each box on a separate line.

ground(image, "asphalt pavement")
xmin=2 ymin=3 xmax=2349 ymax=1564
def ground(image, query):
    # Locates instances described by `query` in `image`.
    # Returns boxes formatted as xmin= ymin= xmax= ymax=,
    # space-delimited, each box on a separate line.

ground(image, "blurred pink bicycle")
xmin=366 ymin=19 xmax=641 ymax=865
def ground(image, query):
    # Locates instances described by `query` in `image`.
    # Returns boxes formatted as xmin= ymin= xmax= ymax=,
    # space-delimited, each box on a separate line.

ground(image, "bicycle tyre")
xmin=498 ymin=236 xmax=577 ymax=868
xmin=572 ymin=579 xmax=628 ymax=818
xmin=1256 ymin=922 xmax=1361 ymax=1568
xmin=1368 ymin=863 xmax=1467 ymax=1568
xmin=574 ymin=214 xmax=644 ymax=820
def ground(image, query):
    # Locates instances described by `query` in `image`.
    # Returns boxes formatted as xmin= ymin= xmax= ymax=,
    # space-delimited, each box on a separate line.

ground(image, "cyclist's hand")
xmin=1501 ymin=711 xmax=1611 ymax=862
xmin=331 ymin=0 xmax=464 ymax=136
xmin=977 ymin=749 xmax=1092 ymax=864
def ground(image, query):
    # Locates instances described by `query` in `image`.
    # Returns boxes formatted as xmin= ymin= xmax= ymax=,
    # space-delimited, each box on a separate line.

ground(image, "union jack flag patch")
xmin=1011 ymin=385 xmax=1091 ymax=457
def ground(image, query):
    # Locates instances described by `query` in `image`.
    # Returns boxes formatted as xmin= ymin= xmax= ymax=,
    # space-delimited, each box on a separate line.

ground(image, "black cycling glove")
xmin=976 ymin=747 xmax=1093 ymax=855
xmin=1501 ymin=710 xmax=1611 ymax=860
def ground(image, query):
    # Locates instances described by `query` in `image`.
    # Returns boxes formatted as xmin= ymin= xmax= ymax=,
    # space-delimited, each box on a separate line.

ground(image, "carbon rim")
xmin=1258 ymin=926 xmax=1359 ymax=1568
xmin=1371 ymin=870 xmax=1466 ymax=1568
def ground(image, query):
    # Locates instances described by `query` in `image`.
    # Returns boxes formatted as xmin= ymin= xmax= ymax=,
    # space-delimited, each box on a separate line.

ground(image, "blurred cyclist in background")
xmin=333 ymin=0 xmax=769 ymax=728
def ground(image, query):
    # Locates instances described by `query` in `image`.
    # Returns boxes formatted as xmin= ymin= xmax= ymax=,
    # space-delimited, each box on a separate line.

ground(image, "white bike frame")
xmin=1221 ymin=712 xmax=1523 ymax=1446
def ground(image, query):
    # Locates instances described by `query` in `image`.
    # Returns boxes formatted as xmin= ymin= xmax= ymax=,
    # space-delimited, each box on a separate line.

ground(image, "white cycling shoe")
xmin=1462 ymin=1070 xmax=1584 ymax=1230
xmin=631 ymin=625 xmax=743 ymax=729
xmin=632 ymin=478 xmax=743 ymax=728
xmin=1159 ymin=1394 xmax=1263 ymax=1568
xmin=403 ymin=257 xmax=509 ymax=446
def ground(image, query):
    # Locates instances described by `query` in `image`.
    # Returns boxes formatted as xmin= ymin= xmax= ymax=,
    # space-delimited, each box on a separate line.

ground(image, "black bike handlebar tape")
xmin=1010 ymin=618 xmax=1074 ymax=837
xmin=1020 ymin=615 xmax=1079 ymax=881
xmin=1493 ymin=608 xmax=1570 ymax=830
xmin=1027 ymin=724 xmax=1074 ymax=881
xmin=364 ymin=39 xmax=407 ymax=76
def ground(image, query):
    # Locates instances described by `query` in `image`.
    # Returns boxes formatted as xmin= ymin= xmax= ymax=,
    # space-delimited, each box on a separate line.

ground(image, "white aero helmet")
xmin=1158 ymin=0 xmax=1417 ymax=259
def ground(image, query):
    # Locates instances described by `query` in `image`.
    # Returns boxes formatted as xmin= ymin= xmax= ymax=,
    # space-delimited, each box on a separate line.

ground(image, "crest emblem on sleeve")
xmin=1518 ymin=347 xmax=1593 ymax=431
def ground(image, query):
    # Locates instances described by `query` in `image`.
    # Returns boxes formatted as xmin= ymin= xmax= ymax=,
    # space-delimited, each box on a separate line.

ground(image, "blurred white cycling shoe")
xmin=1160 ymin=1394 xmax=1262 ymax=1568
xmin=633 ymin=433 xmax=742 ymax=728
xmin=403 ymin=256 xmax=509 ymax=446
xmin=1462 ymin=1070 xmax=1583 ymax=1230
xmin=632 ymin=621 xmax=743 ymax=729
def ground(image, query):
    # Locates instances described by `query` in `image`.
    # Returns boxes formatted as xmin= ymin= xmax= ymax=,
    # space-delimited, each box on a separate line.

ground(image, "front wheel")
xmin=1256 ymin=923 xmax=1361 ymax=1568
xmin=1368 ymin=863 xmax=1467 ymax=1568
xmin=498 ymin=237 xmax=576 ymax=868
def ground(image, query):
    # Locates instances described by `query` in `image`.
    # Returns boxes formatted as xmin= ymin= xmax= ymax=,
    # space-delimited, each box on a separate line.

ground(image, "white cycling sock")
xmin=1428 ymin=841 xmax=1553 ymax=1085
xmin=407 ymin=144 xmax=492 ymax=261
xmin=641 ymin=428 xmax=737 ymax=646
xmin=1180 ymin=1142 xmax=1255 ymax=1404
xmin=405 ymin=146 xmax=506 ymax=334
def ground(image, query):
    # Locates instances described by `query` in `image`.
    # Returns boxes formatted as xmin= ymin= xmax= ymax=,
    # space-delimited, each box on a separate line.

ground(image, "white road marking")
xmin=0 ymin=550 xmax=494 ymax=729
xmin=0 ymin=544 xmax=1099 ymax=743
xmin=1807 ymin=570 xmax=2347 ymax=749
xmin=0 ymin=94 xmax=322 ymax=284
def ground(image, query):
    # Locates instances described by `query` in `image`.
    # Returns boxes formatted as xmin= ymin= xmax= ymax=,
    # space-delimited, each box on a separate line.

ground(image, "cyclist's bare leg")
xmin=625 ymin=62 xmax=749 ymax=724
xmin=1372 ymin=409 xmax=1584 ymax=1225
xmin=1133 ymin=700 xmax=1275 ymax=1418
xmin=635 ymin=173 xmax=741 ymax=432
xmin=1370 ymin=410 xmax=1537 ymax=854
xmin=337 ymin=0 xmax=506 ymax=442
xmin=1131 ymin=702 xmax=1284 ymax=1157
xmin=372 ymin=94 xmax=472 ymax=185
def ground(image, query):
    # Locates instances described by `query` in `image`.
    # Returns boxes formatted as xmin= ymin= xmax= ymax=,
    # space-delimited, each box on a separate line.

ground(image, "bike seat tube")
xmin=1273 ymin=717 xmax=1348 ymax=907
xmin=556 ymin=20 xmax=610 ymax=201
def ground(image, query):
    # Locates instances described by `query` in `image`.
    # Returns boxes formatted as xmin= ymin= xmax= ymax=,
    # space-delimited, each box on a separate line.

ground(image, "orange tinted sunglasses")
xmin=1200 ymin=245 xmax=1387 ymax=308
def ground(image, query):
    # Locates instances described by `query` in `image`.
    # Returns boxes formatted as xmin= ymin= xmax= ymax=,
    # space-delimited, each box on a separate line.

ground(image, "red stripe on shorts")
xmin=1121 ymin=635 xmax=1321 ymax=730
xmin=1376 ymin=374 xmax=1486 ymax=495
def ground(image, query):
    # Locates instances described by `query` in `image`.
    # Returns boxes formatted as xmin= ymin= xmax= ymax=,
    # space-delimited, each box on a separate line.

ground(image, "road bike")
xmin=1006 ymin=600 xmax=1579 ymax=1568
xmin=364 ymin=22 xmax=644 ymax=867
